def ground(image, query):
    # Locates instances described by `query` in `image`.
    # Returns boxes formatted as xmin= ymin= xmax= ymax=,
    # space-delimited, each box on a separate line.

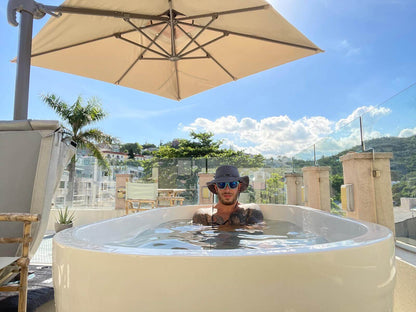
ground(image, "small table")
xmin=157 ymin=189 xmax=186 ymax=206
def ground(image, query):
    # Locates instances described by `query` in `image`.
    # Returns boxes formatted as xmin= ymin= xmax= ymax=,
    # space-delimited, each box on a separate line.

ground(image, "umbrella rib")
xmin=176 ymin=24 xmax=235 ymax=80
xmin=31 ymin=30 xmax=135 ymax=58
xmin=176 ymin=23 xmax=227 ymax=58
xmin=123 ymin=18 xmax=171 ymax=57
xmin=116 ymin=35 xmax=170 ymax=58
xmin=141 ymin=56 xmax=209 ymax=60
xmin=179 ymin=22 xmax=323 ymax=52
xmin=176 ymin=16 xmax=217 ymax=56
xmin=43 ymin=5 xmax=169 ymax=22
xmin=175 ymin=4 xmax=270 ymax=21
xmin=115 ymin=27 xmax=170 ymax=85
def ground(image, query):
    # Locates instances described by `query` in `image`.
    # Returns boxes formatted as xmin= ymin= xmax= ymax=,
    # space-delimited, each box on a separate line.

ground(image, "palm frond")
xmin=40 ymin=94 xmax=72 ymax=122
xmin=83 ymin=140 xmax=111 ymax=171
xmin=80 ymin=129 xmax=119 ymax=145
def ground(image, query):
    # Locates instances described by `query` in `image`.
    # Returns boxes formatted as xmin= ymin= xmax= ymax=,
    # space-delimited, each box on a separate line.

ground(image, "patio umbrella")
xmin=28 ymin=0 xmax=323 ymax=100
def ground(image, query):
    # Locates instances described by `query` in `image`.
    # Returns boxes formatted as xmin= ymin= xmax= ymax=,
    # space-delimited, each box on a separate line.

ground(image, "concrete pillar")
xmin=340 ymin=152 xmax=394 ymax=234
xmin=115 ymin=174 xmax=132 ymax=210
xmin=285 ymin=173 xmax=303 ymax=205
xmin=302 ymin=166 xmax=331 ymax=212
xmin=198 ymin=173 xmax=214 ymax=204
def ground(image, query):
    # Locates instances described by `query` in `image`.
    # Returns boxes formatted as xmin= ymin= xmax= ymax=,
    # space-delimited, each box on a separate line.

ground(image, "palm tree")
xmin=41 ymin=94 xmax=118 ymax=206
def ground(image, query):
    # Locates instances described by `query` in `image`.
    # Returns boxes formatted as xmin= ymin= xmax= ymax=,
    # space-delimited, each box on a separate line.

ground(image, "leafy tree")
xmin=41 ymin=94 xmax=118 ymax=206
xmin=261 ymin=172 xmax=285 ymax=204
xmin=142 ymin=143 xmax=157 ymax=155
xmin=154 ymin=131 xmax=223 ymax=158
xmin=330 ymin=174 xmax=344 ymax=202
xmin=152 ymin=131 xmax=265 ymax=203
xmin=392 ymin=178 xmax=416 ymax=206
xmin=142 ymin=143 xmax=157 ymax=149
xmin=154 ymin=131 xmax=265 ymax=166
xmin=121 ymin=143 xmax=142 ymax=159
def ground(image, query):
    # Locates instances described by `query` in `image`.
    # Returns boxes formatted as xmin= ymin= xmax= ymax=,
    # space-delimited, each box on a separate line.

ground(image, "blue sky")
xmin=1 ymin=0 xmax=416 ymax=157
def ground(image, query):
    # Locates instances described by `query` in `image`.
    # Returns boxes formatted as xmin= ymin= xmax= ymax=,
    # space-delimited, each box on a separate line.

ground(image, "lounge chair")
xmin=125 ymin=182 xmax=158 ymax=214
xmin=0 ymin=120 xmax=76 ymax=311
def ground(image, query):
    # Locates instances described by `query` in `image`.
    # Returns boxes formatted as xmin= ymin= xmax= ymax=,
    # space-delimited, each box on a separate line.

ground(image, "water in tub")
xmin=108 ymin=220 xmax=328 ymax=250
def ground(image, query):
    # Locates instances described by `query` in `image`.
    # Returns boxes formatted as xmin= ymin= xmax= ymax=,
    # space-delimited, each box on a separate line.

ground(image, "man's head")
xmin=207 ymin=165 xmax=249 ymax=205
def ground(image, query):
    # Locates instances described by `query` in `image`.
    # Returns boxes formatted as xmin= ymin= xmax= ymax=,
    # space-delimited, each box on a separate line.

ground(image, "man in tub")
xmin=193 ymin=165 xmax=263 ymax=226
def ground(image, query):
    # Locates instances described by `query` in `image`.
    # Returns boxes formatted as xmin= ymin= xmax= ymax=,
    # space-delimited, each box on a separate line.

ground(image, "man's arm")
xmin=192 ymin=208 xmax=213 ymax=225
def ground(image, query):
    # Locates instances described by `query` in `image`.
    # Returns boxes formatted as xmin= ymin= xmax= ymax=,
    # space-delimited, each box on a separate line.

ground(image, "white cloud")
xmin=335 ymin=105 xmax=391 ymax=130
xmin=398 ymin=127 xmax=416 ymax=138
xmin=181 ymin=114 xmax=334 ymax=157
xmin=180 ymin=105 xmax=393 ymax=158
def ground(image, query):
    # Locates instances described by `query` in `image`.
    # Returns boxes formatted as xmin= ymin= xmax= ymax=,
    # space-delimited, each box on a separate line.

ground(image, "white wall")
xmin=48 ymin=208 xmax=125 ymax=231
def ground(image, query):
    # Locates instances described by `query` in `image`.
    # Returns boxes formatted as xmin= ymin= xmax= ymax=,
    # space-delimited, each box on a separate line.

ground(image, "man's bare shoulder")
xmin=192 ymin=207 xmax=214 ymax=225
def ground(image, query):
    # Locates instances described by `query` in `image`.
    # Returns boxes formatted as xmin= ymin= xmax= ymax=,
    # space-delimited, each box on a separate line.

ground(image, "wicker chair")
xmin=0 ymin=213 xmax=40 ymax=312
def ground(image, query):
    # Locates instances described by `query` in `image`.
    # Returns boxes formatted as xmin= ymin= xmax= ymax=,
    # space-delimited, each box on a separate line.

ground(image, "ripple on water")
xmin=108 ymin=219 xmax=328 ymax=250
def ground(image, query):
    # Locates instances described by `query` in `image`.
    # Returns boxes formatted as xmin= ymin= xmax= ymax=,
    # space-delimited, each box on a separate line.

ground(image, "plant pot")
xmin=55 ymin=222 xmax=73 ymax=233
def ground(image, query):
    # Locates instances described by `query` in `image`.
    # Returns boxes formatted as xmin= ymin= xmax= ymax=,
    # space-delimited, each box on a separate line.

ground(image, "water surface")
xmin=111 ymin=219 xmax=328 ymax=250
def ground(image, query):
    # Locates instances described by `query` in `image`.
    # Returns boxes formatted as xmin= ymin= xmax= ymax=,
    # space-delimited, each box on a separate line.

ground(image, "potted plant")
xmin=55 ymin=206 xmax=75 ymax=233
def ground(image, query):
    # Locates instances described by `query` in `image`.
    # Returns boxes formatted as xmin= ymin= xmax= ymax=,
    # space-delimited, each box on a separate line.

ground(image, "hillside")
xmin=292 ymin=135 xmax=416 ymax=204
xmin=291 ymin=135 xmax=416 ymax=180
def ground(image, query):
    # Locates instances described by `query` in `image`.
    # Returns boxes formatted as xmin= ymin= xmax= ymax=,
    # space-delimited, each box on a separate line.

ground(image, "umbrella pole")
xmin=8 ymin=0 xmax=48 ymax=120
xmin=13 ymin=10 xmax=33 ymax=120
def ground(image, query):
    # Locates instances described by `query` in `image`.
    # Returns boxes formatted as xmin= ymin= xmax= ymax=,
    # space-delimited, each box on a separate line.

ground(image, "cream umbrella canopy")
xmin=19 ymin=0 xmax=323 ymax=101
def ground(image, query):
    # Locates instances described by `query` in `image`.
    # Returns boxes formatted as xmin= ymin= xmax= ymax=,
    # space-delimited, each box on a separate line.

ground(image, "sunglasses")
xmin=216 ymin=181 xmax=239 ymax=189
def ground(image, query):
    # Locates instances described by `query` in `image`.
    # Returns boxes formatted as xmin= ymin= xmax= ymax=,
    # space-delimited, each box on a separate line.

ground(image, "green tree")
xmin=142 ymin=143 xmax=157 ymax=149
xmin=153 ymin=131 xmax=264 ymax=203
xmin=41 ymin=94 xmax=118 ymax=206
xmin=261 ymin=172 xmax=285 ymax=204
xmin=330 ymin=174 xmax=344 ymax=202
xmin=121 ymin=142 xmax=142 ymax=159
xmin=154 ymin=131 xmax=223 ymax=158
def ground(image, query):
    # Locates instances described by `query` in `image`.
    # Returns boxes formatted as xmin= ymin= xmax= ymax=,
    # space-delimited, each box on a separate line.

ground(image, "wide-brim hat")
xmin=207 ymin=165 xmax=249 ymax=194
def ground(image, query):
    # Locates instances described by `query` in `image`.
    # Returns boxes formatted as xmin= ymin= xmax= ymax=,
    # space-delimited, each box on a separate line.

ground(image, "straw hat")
xmin=207 ymin=165 xmax=249 ymax=194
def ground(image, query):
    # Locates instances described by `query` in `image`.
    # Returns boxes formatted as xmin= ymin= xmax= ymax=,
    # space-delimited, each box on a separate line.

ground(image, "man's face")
xmin=215 ymin=182 xmax=240 ymax=206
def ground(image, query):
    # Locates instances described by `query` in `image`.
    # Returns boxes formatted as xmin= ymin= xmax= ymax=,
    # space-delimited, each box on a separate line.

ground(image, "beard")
xmin=217 ymin=190 xmax=239 ymax=205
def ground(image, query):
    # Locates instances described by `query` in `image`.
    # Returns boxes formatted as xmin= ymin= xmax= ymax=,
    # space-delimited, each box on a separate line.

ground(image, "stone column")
xmin=340 ymin=152 xmax=394 ymax=234
xmin=115 ymin=174 xmax=132 ymax=210
xmin=198 ymin=173 xmax=214 ymax=204
xmin=302 ymin=166 xmax=331 ymax=212
xmin=285 ymin=173 xmax=303 ymax=205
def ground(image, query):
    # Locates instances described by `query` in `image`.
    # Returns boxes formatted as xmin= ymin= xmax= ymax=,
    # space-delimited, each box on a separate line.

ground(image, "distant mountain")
xmin=364 ymin=135 xmax=416 ymax=180
xmin=293 ymin=135 xmax=416 ymax=180
xmin=292 ymin=135 xmax=416 ymax=204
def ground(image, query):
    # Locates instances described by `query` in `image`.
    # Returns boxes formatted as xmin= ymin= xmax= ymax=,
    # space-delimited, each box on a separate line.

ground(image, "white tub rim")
xmin=53 ymin=204 xmax=393 ymax=257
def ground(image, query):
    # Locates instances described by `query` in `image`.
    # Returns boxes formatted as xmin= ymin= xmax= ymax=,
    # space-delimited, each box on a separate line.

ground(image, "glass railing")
xmin=52 ymin=83 xmax=416 ymax=229
xmin=290 ymin=83 xmax=416 ymax=218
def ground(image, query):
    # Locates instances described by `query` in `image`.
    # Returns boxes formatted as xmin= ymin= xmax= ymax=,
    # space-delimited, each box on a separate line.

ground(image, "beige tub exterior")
xmin=53 ymin=204 xmax=395 ymax=312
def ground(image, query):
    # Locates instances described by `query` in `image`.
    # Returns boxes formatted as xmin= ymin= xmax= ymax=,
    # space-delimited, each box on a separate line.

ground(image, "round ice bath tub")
xmin=53 ymin=205 xmax=395 ymax=312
